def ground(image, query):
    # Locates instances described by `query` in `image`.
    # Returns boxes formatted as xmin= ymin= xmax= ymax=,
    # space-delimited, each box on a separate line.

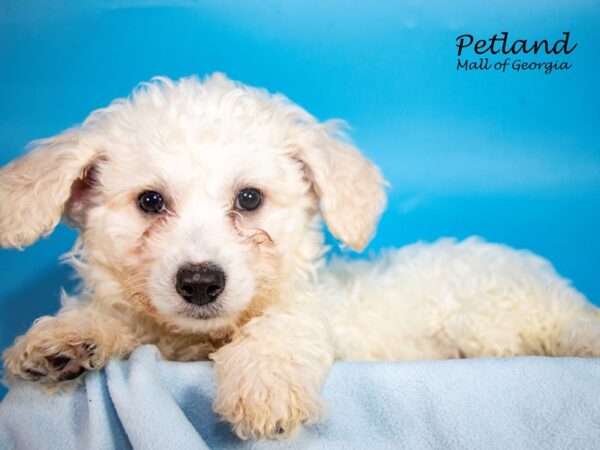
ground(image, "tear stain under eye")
xmin=129 ymin=214 xmax=171 ymax=258
xmin=248 ymin=228 xmax=274 ymax=246
xmin=228 ymin=211 xmax=274 ymax=247
xmin=141 ymin=214 xmax=170 ymax=240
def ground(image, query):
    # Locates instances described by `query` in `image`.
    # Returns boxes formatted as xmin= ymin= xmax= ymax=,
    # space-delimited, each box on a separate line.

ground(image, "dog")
xmin=1 ymin=74 xmax=599 ymax=440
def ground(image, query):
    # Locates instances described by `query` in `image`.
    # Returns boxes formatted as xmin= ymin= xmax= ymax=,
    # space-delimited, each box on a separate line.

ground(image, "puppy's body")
xmin=324 ymin=238 xmax=598 ymax=361
xmin=1 ymin=75 xmax=598 ymax=440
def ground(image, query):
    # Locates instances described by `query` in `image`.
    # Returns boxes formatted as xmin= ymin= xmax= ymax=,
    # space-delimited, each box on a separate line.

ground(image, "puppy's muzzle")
xmin=176 ymin=263 xmax=226 ymax=306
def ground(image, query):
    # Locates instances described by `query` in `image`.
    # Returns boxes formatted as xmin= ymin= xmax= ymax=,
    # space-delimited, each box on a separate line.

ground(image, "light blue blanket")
xmin=1 ymin=345 xmax=599 ymax=449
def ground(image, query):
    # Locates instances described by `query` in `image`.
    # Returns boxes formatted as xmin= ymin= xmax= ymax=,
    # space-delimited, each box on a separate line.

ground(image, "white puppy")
xmin=1 ymin=74 xmax=598 ymax=440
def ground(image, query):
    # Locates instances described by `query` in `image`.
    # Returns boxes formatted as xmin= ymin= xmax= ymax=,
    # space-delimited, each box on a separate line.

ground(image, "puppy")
xmin=1 ymin=74 xmax=599 ymax=440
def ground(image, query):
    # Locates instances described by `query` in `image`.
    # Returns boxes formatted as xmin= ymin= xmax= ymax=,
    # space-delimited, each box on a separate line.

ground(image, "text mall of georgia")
xmin=456 ymin=32 xmax=576 ymax=74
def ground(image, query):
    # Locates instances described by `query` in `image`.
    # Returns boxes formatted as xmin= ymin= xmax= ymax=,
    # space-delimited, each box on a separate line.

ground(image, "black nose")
xmin=175 ymin=263 xmax=226 ymax=306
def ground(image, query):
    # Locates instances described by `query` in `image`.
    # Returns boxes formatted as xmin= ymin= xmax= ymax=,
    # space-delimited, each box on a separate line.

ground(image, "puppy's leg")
xmin=212 ymin=303 xmax=334 ymax=440
xmin=515 ymin=279 xmax=600 ymax=357
xmin=546 ymin=309 xmax=600 ymax=357
xmin=445 ymin=286 xmax=600 ymax=358
xmin=414 ymin=239 xmax=600 ymax=359
xmin=3 ymin=305 xmax=137 ymax=385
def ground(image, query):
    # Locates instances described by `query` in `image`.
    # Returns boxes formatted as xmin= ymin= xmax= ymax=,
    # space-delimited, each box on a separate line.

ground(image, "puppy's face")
xmin=0 ymin=75 xmax=386 ymax=333
xmin=86 ymin=120 xmax=317 ymax=332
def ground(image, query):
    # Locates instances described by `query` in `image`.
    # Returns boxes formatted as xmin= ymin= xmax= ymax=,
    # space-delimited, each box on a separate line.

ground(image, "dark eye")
xmin=137 ymin=191 xmax=165 ymax=214
xmin=235 ymin=188 xmax=262 ymax=211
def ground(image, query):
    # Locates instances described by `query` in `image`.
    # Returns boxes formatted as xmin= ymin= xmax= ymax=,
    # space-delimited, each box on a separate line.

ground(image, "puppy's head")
xmin=0 ymin=74 xmax=386 ymax=332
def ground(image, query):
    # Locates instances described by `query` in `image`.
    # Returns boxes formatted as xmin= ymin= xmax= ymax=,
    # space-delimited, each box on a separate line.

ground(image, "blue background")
xmin=0 ymin=1 xmax=599 ymax=399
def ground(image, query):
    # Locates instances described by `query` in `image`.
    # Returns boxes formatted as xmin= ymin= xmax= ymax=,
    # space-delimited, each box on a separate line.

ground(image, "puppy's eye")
xmin=137 ymin=191 xmax=165 ymax=214
xmin=235 ymin=188 xmax=262 ymax=211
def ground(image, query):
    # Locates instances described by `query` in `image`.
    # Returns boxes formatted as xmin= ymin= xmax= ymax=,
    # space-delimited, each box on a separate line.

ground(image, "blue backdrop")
xmin=1 ymin=1 xmax=599 ymax=399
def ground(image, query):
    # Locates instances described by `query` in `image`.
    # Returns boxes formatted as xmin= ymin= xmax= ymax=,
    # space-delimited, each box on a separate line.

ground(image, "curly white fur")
xmin=1 ymin=74 xmax=598 ymax=440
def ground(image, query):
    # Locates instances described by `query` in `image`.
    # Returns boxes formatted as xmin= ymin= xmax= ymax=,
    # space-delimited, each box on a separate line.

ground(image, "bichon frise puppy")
xmin=1 ymin=74 xmax=599 ymax=439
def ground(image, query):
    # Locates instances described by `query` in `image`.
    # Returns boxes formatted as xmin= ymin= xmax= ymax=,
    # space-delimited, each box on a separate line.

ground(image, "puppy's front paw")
xmin=213 ymin=354 xmax=325 ymax=440
xmin=214 ymin=375 xmax=323 ymax=440
xmin=3 ymin=317 xmax=102 ymax=384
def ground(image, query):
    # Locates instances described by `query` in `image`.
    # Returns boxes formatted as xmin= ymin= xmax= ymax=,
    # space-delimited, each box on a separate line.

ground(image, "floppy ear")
xmin=0 ymin=129 xmax=100 ymax=249
xmin=296 ymin=121 xmax=387 ymax=252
